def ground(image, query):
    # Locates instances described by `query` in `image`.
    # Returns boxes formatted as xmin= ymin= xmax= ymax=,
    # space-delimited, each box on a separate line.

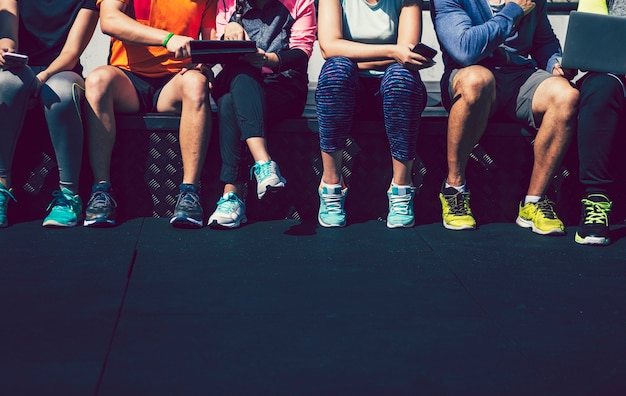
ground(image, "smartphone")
xmin=3 ymin=52 xmax=29 ymax=67
xmin=412 ymin=43 xmax=438 ymax=60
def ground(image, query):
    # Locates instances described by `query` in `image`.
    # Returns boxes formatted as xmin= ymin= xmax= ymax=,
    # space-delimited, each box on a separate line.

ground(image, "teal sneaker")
xmin=43 ymin=187 xmax=83 ymax=227
xmin=250 ymin=160 xmax=286 ymax=199
xmin=207 ymin=191 xmax=247 ymax=229
xmin=0 ymin=184 xmax=17 ymax=228
xmin=318 ymin=184 xmax=347 ymax=228
xmin=387 ymin=185 xmax=416 ymax=228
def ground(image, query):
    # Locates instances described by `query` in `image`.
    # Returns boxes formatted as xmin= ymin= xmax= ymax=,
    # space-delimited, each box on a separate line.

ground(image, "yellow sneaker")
xmin=515 ymin=197 xmax=565 ymax=235
xmin=439 ymin=187 xmax=476 ymax=230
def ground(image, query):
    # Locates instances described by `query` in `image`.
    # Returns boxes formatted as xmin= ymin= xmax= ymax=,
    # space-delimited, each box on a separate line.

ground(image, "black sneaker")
xmin=84 ymin=183 xmax=118 ymax=227
xmin=170 ymin=184 xmax=204 ymax=228
xmin=575 ymin=193 xmax=612 ymax=246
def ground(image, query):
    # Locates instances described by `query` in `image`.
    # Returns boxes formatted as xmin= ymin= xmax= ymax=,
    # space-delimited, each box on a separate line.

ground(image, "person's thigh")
xmin=156 ymin=70 xmax=207 ymax=114
xmin=498 ymin=68 xmax=553 ymax=129
xmin=263 ymin=70 xmax=308 ymax=124
xmin=89 ymin=66 xmax=143 ymax=113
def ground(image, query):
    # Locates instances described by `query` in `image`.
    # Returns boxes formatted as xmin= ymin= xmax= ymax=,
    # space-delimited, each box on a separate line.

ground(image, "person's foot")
xmin=207 ymin=191 xmax=247 ymax=229
xmin=250 ymin=160 xmax=286 ymax=199
xmin=84 ymin=183 xmax=117 ymax=227
xmin=0 ymin=184 xmax=17 ymax=228
xmin=170 ymin=184 xmax=204 ymax=228
xmin=516 ymin=196 xmax=565 ymax=235
xmin=43 ymin=187 xmax=83 ymax=227
xmin=575 ymin=193 xmax=612 ymax=246
xmin=318 ymin=183 xmax=347 ymax=228
xmin=387 ymin=185 xmax=416 ymax=228
xmin=439 ymin=186 xmax=476 ymax=230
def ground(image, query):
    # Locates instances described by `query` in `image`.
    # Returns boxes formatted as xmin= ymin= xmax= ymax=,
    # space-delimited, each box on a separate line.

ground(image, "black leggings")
xmin=211 ymin=63 xmax=308 ymax=184
xmin=577 ymin=72 xmax=626 ymax=194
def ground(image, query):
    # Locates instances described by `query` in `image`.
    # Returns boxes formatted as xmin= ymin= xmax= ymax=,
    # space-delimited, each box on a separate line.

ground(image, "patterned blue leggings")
xmin=316 ymin=56 xmax=426 ymax=161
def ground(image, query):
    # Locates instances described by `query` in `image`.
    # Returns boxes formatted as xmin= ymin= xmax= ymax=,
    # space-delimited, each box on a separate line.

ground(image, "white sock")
xmin=524 ymin=195 xmax=542 ymax=205
xmin=445 ymin=182 xmax=466 ymax=193
xmin=321 ymin=180 xmax=342 ymax=189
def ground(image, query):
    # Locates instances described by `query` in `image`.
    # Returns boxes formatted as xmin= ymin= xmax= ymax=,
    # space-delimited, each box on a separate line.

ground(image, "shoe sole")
xmin=575 ymin=233 xmax=610 ymax=245
xmin=43 ymin=220 xmax=79 ymax=227
xmin=387 ymin=220 xmax=415 ymax=228
xmin=170 ymin=216 xmax=204 ymax=229
xmin=257 ymin=184 xmax=285 ymax=200
xmin=84 ymin=218 xmax=116 ymax=227
xmin=515 ymin=216 xmax=565 ymax=235
xmin=442 ymin=220 xmax=475 ymax=230
xmin=318 ymin=215 xmax=346 ymax=228
xmin=208 ymin=216 xmax=248 ymax=230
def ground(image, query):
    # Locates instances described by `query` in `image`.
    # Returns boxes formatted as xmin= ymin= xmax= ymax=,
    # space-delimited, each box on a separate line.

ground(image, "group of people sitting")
xmin=0 ymin=0 xmax=623 ymax=247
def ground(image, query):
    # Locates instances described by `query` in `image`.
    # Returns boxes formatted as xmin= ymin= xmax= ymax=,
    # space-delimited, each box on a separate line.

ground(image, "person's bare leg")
xmin=247 ymin=137 xmax=271 ymax=163
xmin=321 ymin=151 xmax=344 ymax=186
xmin=446 ymin=66 xmax=496 ymax=187
xmin=526 ymin=77 xmax=578 ymax=196
xmin=158 ymin=70 xmax=211 ymax=185
xmin=392 ymin=158 xmax=413 ymax=186
xmin=84 ymin=66 xmax=140 ymax=183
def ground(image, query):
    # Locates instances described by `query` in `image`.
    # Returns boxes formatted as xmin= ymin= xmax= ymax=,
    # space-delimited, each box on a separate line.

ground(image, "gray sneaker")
xmin=250 ymin=160 xmax=286 ymax=199
xmin=208 ymin=192 xmax=247 ymax=229
xmin=170 ymin=184 xmax=204 ymax=228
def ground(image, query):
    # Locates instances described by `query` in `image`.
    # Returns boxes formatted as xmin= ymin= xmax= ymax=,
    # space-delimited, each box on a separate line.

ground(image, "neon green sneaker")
xmin=515 ymin=197 xmax=564 ymax=235
xmin=0 ymin=184 xmax=17 ymax=228
xmin=575 ymin=193 xmax=612 ymax=246
xmin=439 ymin=186 xmax=476 ymax=230
xmin=42 ymin=187 xmax=83 ymax=227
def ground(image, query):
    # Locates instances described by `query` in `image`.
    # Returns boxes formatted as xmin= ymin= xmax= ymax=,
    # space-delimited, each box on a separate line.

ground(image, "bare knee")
xmin=179 ymin=71 xmax=210 ymax=107
xmin=452 ymin=66 xmax=496 ymax=105
xmin=538 ymin=77 xmax=579 ymax=118
xmin=85 ymin=66 xmax=118 ymax=104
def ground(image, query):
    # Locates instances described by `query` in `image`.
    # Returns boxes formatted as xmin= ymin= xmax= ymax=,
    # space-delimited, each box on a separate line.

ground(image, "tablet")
xmin=561 ymin=11 xmax=626 ymax=75
xmin=190 ymin=40 xmax=257 ymax=64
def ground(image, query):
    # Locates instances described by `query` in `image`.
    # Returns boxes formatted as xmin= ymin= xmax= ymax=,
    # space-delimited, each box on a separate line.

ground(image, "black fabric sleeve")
xmin=81 ymin=0 xmax=98 ymax=10
xmin=402 ymin=0 xmax=423 ymax=7
xmin=276 ymin=48 xmax=308 ymax=73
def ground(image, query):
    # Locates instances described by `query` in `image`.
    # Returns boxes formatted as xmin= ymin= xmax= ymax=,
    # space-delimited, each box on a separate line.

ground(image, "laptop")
xmin=190 ymin=40 xmax=257 ymax=64
xmin=561 ymin=11 xmax=626 ymax=75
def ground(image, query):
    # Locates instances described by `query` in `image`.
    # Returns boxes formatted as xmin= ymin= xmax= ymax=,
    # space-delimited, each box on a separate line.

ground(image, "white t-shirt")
xmin=340 ymin=0 xmax=403 ymax=44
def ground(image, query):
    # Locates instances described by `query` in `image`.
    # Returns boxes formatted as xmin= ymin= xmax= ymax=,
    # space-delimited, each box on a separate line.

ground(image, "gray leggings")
xmin=0 ymin=65 xmax=84 ymax=189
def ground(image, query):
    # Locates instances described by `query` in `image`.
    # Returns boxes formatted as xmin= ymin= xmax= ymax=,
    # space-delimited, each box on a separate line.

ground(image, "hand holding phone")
xmin=411 ymin=43 xmax=438 ymax=60
xmin=2 ymin=52 xmax=29 ymax=68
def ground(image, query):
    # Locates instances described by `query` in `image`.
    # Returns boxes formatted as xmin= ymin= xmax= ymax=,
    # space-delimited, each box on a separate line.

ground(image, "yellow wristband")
xmin=162 ymin=32 xmax=174 ymax=48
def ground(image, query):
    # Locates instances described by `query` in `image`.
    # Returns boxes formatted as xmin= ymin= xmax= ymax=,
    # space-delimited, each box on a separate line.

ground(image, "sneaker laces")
xmin=216 ymin=194 xmax=239 ymax=212
xmin=46 ymin=190 xmax=73 ymax=211
xmin=250 ymin=161 xmax=272 ymax=182
xmin=87 ymin=190 xmax=117 ymax=209
xmin=389 ymin=192 xmax=412 ymax=215
xmin=535 ymin=198 xmax=558 ymax=220
xmin=581 ymin=198 xmax=611 ymax=225
xmin=443 ymin=191 xmax=471 ymax=215
xmin=321 ymin=190 xmax=343 ymax=215
xmin=176 ymin=191 xmax=200 ymax=210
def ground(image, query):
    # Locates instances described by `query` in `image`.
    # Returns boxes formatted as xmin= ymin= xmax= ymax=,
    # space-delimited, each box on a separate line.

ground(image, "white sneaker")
xmin=207 ymin=192 xmax=247 ymax=229
xmin=250 ymin=160 xmax=286 ymax=199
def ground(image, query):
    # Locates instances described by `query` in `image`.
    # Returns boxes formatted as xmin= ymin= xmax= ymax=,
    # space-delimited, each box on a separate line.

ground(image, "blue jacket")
xmin=430 ymin=0 xmax=562 ymax=97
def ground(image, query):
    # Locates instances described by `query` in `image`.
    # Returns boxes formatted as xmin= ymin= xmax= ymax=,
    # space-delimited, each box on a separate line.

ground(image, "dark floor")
xmin=1 ymin=217 xmax=626 ymax=395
